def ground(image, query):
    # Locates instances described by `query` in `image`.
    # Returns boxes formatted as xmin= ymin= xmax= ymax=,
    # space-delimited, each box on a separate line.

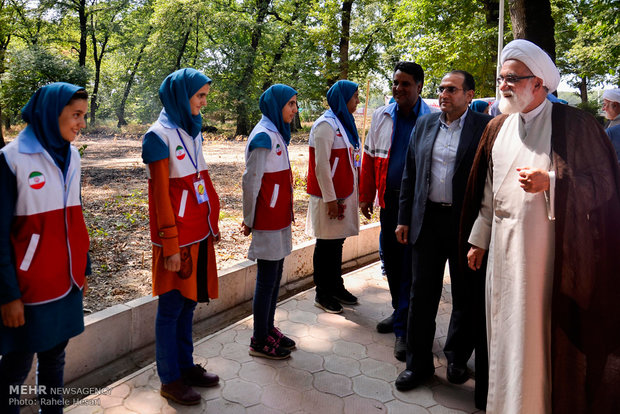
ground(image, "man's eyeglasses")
xmin=496 ymin=75 xmax=535 ymax=86
xmin=437 ymin=86 xmax=464 ymax=94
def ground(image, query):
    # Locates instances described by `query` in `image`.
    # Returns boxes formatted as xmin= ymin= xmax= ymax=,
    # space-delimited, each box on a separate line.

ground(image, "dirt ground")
xmin=78 ymin=131 xmax=377 ymax=313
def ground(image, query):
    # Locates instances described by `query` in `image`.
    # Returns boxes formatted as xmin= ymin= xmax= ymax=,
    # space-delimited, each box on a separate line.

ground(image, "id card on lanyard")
xmin=353 ymin=147 xmax=361 ymax=167
xmin=177 ymin=130 xmax=208 ymax=204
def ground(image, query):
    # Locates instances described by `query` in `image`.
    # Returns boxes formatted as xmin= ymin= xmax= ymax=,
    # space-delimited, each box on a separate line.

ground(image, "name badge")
xmin=353 ymin=148 xmax=362 ymax=167
xmin=193 ymin=178 xmax=209 ymax=204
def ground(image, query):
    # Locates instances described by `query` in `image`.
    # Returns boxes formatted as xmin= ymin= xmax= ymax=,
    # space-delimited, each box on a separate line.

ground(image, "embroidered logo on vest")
xmin=276 ymin=143 xmax=282 ymax=156
xmin=175 ymin=145 xmax=186 ymax=160
xmin=28 ymin=171 xmax=45 ymax=189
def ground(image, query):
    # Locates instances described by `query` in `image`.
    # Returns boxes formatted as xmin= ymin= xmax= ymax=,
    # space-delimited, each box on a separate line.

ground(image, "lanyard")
xmin=176 ymin=129 xmax=200 ymax=178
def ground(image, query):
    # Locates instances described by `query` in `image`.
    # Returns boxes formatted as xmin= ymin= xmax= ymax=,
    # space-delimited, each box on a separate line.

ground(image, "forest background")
xmin=0 ymin=0 xmax=618 ymax=143
xmin=0 ymin=0 xmax=618 ymax=312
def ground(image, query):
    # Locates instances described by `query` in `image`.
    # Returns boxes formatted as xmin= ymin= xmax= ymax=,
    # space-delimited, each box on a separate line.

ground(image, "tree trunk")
xmin=0 ymin=104 xmax=5 ymax=148
xmin=116 ymin=26 xmax=152 ymax=128
xmin=339 ymin=0 xmax=353 ymax=79
xmin=78 ymin=0 xmax=88 ymax=68
xmin=90 ymin=14 xmax=109 ymax=126
xmin=174 ymin=28 xmax=191 ymax=71
xmin=508 ymin=0 xmax=555 ymax=61
xmin=234 ymin=0 xmax=270 ymax=137
xmin=578 ymin=76 xmax=588 ymax=104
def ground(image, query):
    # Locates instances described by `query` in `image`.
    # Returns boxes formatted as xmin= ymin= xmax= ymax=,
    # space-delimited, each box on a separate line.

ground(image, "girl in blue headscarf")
xmin=0 ymin=82 xmax=90 ymax=413
xmin=142 ymin=68 xmax=221 ymax=405
xmin=306 ymin=80 xmax=361 ymax=314
xmin=242 ymin=84 xmax=298 ymax=359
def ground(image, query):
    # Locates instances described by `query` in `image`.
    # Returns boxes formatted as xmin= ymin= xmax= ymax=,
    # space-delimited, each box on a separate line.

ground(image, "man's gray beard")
xmin=499 ymin=87 xmax=534 ymax=114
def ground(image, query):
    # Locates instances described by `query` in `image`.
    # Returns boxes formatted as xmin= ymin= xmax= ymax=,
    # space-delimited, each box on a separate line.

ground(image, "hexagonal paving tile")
xmin=300 ymin=389 xmax=345 ymax=414
xmin=276 ymin=366 xmax=314 ymax=390
xmin=352 ymin=375 xmax=394 ymax=403
xmin=343 ymin=394 xmax=387 ymax=414
xmin=385 ymin=399 xmax=432 ymax=414
xmin=204 ymin=356 xmax=241 ymax=380
xmin=323 ymin=354 xmax=361 ymax=377
xmin=333 ymin=340 xmax=367 ymax=360
xmin=261 ymin=383 xmax=302 ymax=412
xmin=288 ymin=309 xmax=319 ymax=325
xmin=360 ymin=357 xmax=398 ymax=381
xmin=123 ymin=387 xmax=165 ymax=414
xmin=313 ymin=370 xmax=353 ymax=397
xmin=222 ymin=378 xmax=262 ymax=407
xmin=287 ymin=349 xmax=324 ymax=373
xmin=239 ymin=360 xmax=277 ymax=384
xmin=308 ymin=324 xmax=341 ymax=341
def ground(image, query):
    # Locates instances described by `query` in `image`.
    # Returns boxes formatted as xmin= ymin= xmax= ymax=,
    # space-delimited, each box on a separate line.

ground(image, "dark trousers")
xmin=380 ymin=190 xmax=412 ymax=338
xmin=406 ymin=203 xmax=474 ymax=372
xmin=156 ymin=289 xmax=197 ymax=384
xmin=313 ymin=238 xmax=346 ymax=301
xmin=253 ymin=258 xmax=284 ymax=342
xmin=0 ymin=340 xmax=69 ymax=414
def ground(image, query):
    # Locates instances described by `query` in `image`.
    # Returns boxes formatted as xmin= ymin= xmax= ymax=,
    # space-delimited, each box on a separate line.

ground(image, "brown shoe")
xmin=160 ymin=379 xmax=201 ymax=405
xmin=182 ymin=364 xmax=219 ymax=387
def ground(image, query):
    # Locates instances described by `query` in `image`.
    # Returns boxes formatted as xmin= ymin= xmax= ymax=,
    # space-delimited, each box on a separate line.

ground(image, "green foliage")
xmin=0 ymin=45 xmax=89 ymax=121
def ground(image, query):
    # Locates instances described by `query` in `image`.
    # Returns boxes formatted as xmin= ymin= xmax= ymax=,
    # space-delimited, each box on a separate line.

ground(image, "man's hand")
xmin=83 ymin=279 xmax=89 ymax=296
xmin=467 ymin=246 xmax=487 ymax=271
xmin=395 ymin=225 xmax=409 ymax=245
xmin=164 ymin=253 xmax=181 ymax=272
xmin=241 ymin=222 xmax=251 ymax=237
xmin=360 ymin=201 xmax=373 ymax=219
xmin=516 ymin=167 xmax=549 ymax=193
xmin=1 ymin=299 xmax=25 ymax=328
xmin=326 ymin=200 xmax=339 ymax=219
xmin=213 ymin=233 xmax=221 ymax=244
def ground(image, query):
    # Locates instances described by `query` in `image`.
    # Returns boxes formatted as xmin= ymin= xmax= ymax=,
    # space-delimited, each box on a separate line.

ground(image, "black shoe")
xmin=394 ymin=337 xmax=406 ymax=362
xmin=395 ymin=369 xmax=434 ymax=391
xmin=249 ymin=336 xmax=291 ymax=360
xmin=446 ymin=362 xmax=469 ymax=384
xmin=269 ymin=327 xmax=296 ymax=350
xmin=332 ymin=289 xmax=358 ymax=305
xmin=314 ymin=297 xmax=343 ymax=314
xmin=376 ymin=314 xmax=394 ymax=333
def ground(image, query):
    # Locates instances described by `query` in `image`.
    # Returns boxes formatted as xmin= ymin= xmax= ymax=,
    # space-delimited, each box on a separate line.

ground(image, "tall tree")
xmin=508 ymin=0 xmax=555 ymax=60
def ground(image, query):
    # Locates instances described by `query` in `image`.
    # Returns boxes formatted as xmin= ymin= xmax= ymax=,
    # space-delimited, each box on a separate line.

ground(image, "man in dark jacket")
xmin=394 ymin=70 xmax=492 ymax=390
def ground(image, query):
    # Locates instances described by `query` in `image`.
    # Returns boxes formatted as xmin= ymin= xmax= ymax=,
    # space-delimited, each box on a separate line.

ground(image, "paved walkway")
xmin=66 ymin=262 xmax=481 ymax=414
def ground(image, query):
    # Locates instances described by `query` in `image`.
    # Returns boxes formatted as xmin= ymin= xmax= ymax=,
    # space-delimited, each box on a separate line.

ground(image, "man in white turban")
xmin=602 ymin=88 xmax=620 ymax=128
xmin=461 ymin=39 xmax=620 ymax=413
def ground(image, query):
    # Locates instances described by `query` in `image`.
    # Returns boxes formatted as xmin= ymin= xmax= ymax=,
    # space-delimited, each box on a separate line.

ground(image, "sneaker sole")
xmin=160 ymin=390 xmax=201 ymax=406
xmin=248 ymin=349 xmax=291 ymax=360
xmin=314 ymin=301 xmax=343 ymax=314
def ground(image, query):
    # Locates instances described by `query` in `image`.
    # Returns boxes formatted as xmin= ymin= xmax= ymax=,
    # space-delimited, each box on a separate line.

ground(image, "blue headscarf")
xmin=259 ymin=84 xmax=297 ymax=144
xmin=21 ymin=82 xmax=85 ymax=174
xmin=470 ymin=100 xmax=490 ymax=113
xmin=159 ymin=68 xmax=212 ymax=138
xmin=326 ymin=80 xmax=360 ymax=148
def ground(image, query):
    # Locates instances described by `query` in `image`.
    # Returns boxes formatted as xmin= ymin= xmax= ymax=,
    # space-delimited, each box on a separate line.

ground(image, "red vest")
xmin=2 ymin=131 xmax=89 ymax=305
xmin=307 ymin=114 xmax=356 ymax=199
xmin=145 ymin=122 xmax=220 ymax=246
xmin=246 ymin=123 xmax=293 ymax=231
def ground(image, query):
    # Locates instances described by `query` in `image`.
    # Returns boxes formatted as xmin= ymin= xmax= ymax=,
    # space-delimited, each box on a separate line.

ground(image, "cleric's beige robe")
xmin=469 ymin=100 xmax=555 ymax=414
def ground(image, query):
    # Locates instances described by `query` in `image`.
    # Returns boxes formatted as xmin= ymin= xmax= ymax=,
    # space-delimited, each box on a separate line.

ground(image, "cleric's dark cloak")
xmin=460 ymin=103 xmax=620 ymax=413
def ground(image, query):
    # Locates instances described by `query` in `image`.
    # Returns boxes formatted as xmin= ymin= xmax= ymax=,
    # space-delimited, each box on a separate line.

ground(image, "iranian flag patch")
xmin=276 ymin=144 xmax=282 ymax=156
xmin=175 ymin=145 xmax=186 ymax=160
xmin=28 ymin=171 xmax=45 ymax=189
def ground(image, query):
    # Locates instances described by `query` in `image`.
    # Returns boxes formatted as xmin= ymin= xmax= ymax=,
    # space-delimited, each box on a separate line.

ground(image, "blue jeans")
xmin=253 ymin=259 xmax=284 ymax=342
xmin=0 ymin=340 xmax=68 ymax=414
xmin=156 ymin=289 xmax=197 ymax=384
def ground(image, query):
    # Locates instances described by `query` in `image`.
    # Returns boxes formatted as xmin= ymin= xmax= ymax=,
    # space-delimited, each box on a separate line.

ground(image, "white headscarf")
xmin=602 ymin=88 xmax=620 ymax=103
xmin=501 ymin=39 xmax=561 ymax=93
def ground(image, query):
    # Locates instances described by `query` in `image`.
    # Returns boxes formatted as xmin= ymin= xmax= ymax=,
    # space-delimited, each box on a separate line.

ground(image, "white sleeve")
xmin=468 ymin=165 xmax=493 ymax=249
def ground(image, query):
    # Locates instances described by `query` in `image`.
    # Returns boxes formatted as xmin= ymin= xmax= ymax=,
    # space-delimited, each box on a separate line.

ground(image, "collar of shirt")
xmin=520 ymin=99 xmax=547 ymax=125
xmin=439 ymin=108 xmax=468 ymax=130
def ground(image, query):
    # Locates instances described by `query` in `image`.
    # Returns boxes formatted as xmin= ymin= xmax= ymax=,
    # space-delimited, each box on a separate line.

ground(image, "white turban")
xmin=603 ymin=88 xmax=620 ymax=103
xmin=501 ymin=39 xmax=561 ymax=93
